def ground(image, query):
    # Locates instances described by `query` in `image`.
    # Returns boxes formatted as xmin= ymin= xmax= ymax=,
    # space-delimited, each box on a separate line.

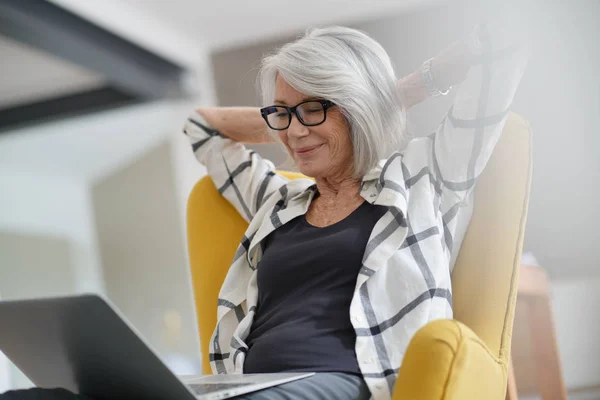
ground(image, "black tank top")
xmin=244 ymin=196 xmax=387 ymax=375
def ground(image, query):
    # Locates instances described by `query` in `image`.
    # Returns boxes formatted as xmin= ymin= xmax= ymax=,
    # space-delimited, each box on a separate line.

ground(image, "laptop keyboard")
xmin=188 ymin=382 xmax=250 ymax=395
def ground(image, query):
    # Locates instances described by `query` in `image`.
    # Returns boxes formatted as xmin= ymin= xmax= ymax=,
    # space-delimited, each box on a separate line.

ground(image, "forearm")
xmin=396 ymin=70 xmax=429 ymax=110
xmin=195 ymin=107 xmax=275 ymax=144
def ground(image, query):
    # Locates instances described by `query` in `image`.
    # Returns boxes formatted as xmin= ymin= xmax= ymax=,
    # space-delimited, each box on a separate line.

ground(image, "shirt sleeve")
xmin=183 ymin=110 xmax=289 ymax=222
xmin=431 ymin=27 xmax=529 ymax=195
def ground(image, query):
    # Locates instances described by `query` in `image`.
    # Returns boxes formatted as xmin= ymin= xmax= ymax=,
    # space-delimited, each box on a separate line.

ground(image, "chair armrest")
xmin=392 ymin=319 xmax=507 ymax=400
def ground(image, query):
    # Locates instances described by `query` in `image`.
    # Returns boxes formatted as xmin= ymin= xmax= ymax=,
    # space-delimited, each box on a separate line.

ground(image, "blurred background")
xmin=0 ymin=0 xmax=598 ymax=398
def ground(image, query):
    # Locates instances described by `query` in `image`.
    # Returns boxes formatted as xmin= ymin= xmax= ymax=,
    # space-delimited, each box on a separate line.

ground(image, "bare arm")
xmin=195 ymin=107 xmax=275 ymax=144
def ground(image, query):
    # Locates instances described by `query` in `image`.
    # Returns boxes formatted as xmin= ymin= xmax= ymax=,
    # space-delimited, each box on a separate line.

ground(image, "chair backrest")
xmin=451 ymin=112 xmax=532 ymax=364
xmin=186 ymin=112 xmax=532 ymax=373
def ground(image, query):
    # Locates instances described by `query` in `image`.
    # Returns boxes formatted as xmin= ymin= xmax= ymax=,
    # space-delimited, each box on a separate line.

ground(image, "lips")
xmin=295 ymin=144 xmax=323 ymax=155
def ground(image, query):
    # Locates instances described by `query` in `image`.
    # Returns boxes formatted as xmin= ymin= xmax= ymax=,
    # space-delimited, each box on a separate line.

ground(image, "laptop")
xmin=0 ymin=294 xmax=313 ymax=399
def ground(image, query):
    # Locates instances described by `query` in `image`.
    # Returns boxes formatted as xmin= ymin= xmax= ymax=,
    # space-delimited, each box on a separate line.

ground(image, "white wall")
xmin=0 ymin=171 xmax=104 ymax=294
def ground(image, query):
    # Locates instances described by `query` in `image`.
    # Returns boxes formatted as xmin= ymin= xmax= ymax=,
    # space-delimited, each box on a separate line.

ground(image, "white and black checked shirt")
xmin=183 ymin=35 xmax=527 ymax=400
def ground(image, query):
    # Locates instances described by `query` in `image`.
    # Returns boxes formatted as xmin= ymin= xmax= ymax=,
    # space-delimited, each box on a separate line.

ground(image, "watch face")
xmin=421 ymin=58 xmax=450 ymax=97
xmin=421 ymin=60 xmax=437 ymax=97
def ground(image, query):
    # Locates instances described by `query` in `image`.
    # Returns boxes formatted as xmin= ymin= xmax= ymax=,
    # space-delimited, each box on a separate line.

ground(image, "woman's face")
xmin=274 ymin=75 xmax=354 ymax=179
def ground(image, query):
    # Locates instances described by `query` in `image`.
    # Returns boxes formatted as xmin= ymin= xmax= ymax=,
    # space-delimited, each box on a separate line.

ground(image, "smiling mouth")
xmin=295 ymin=144 xmax=324 ymax=156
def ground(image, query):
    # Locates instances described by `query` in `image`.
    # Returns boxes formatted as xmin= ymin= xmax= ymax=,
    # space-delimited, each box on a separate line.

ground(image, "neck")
xmin=314 ymin=174 xmax=362 ymax=206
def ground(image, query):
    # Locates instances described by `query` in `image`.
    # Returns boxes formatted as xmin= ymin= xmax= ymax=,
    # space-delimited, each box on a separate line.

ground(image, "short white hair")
xmin=259 ymin=26 xmax=406 ymax=178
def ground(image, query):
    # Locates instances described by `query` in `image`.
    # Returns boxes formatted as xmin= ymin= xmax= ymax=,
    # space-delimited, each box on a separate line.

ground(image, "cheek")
xmin=326 ymin=125 xmax=352 ymax=157
xmin=327 ymin=114 xmax=350 ymax=143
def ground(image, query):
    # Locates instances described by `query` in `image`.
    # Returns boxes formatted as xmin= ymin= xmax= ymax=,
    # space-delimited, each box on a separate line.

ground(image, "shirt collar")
xmin=297 ymin=161 xmax=406 ymax=212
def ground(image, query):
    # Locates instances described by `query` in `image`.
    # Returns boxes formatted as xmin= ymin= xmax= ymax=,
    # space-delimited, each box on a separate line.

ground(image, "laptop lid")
xmin=0 ymin=294 xmax=196 ymax=400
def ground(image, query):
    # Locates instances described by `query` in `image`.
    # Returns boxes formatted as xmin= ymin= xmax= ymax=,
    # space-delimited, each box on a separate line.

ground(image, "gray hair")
xmin=258 ymin=26 xmax=406 ymax=178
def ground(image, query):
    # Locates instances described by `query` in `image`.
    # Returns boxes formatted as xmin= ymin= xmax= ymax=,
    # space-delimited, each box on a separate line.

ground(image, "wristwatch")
xmin=421 ymin=58 xmax=450 ymax=97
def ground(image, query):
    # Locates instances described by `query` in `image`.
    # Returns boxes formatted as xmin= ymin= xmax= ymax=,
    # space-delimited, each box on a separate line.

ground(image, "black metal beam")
xmin=0 ymin=0 xmax=188 ymax=100
xmin=0 ymin=86 xmax=139 ymax=132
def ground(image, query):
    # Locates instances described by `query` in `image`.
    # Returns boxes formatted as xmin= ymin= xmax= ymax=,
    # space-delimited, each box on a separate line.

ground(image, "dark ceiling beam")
xmin=0 ymin=0 xmax=188 ymax=100
xmin=0 ymin=87 xmax=138 ymax=132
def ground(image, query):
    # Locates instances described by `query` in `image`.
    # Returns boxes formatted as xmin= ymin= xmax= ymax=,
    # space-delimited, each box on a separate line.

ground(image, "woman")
xmin=2 ymin=24 xmax=526 ymax=400
xmin=184 ymin=25 xmax=527 ymax=400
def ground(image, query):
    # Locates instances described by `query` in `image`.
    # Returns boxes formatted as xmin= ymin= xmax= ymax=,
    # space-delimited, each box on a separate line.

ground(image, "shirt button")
xmin=375 ymin=384 xmax=383 ymax=390
xmin=352 ymin=315 xmax=363 ymax=323
xmin=386 ymin=194 xmax=393 ymax=200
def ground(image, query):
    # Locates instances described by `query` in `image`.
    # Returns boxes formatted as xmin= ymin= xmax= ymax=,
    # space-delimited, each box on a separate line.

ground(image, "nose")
xmin=286 ymin=113 xmax=309 ymax=139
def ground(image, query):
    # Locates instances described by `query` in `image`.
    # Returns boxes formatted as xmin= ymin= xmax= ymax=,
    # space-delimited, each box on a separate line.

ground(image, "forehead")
xmin=274 ymin=75 xmax=310 ymax=105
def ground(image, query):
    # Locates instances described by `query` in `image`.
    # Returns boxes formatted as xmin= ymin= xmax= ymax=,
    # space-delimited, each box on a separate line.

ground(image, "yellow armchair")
xmin=186 ymin=112 xmax=532 ymax=400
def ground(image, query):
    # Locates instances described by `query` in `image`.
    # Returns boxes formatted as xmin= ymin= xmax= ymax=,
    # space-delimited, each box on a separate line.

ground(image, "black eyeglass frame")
xmin=260 ymin=99 xmax=336 ymax=130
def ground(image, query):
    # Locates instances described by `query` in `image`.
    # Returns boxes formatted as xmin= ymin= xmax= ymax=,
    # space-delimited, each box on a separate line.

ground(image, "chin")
xmin=295 ymin=162 xmax=323 ymax=178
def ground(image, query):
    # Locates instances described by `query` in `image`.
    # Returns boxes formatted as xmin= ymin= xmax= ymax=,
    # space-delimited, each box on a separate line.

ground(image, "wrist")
xmin=421 ymin=58 xmax=451 ymax=98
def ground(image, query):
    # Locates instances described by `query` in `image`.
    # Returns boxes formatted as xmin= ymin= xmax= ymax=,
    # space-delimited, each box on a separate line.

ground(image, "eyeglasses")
xmin=260 ymin=99 xmax=336 ymax=130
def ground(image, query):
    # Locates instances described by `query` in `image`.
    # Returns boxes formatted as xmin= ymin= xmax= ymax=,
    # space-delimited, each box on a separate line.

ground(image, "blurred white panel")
xmin=551 ymin=278 xmax=600 ymax=391
xmin=0 ymin=100 xmax=193 ymax=181
xmin=0 ymin=351 xmax=8 ymax=393
xmin=0 ymin=35 xmax=106 ymax=109
xmin=91 ymin=142 xmax=202 ymax=376
xmin=122 ymin=0 xmax=445 ymax=51
xmin=0 ymin=171 xmax=105 ymax=294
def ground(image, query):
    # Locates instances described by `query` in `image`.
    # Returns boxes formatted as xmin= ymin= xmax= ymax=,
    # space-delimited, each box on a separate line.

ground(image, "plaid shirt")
xmin=183 ymin=35 xmax=527 ymax=400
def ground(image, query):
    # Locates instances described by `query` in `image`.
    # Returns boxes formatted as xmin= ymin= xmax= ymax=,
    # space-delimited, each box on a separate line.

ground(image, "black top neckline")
xmin=301 ymin=200 xmax=368 ymax=229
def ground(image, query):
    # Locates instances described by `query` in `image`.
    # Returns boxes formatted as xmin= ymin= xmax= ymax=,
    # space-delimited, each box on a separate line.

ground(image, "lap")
xmin=231 ymin=372 xmax=371 ymax=400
